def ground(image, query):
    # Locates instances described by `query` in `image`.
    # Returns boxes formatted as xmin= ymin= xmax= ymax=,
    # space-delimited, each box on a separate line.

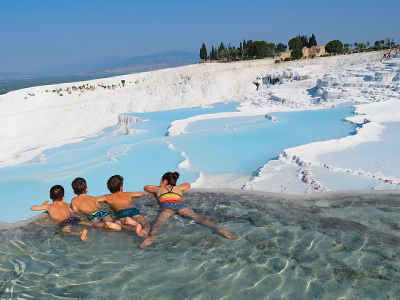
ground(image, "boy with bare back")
xmin=30 ymin=185 xmax=89 ymax=241
xmin=71 ymin=177 xmax=121 ymax=231
xmin=96 ymin=175 xmax=150 ymax=237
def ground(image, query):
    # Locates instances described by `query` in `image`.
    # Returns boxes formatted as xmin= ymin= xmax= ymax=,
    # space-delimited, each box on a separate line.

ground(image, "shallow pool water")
xmin=0 ymin=190 xmax=399 ymax=300
xmin=0 ymin=103 xmax=357 ymax=223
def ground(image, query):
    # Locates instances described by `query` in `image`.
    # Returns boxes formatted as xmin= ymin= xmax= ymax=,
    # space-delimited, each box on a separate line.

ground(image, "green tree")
xmin=309 ymin=34 xmax=317 ymax=47
xmin=230 ymin=47 xmax=239 ymax=60
xmin=218 ymin=42 xmax=226 ymax=52
xmin=344 ymin=44 xmax=350 ymax=52
xmin=299 ymin=35 xmax=309 ymax=48
xmin=246 ymin=41 xmax=271 ymax=58
xmin=200 ymin=43 xmax=207 ymax=61
xmin=219 ymin=49 xmax=226 ymax=60
xmin=276 ymin=43 xmax=287 ymax=53
xmin=288 ymin=37 xmax=302 ymax=50
xmin=357 ymin=43 xmax=366 ymax=50
xmin=325 ymin=40 xmax=344 ymax=54
xmin=210 ymin=46 xmax=218 ymax=60
xmin=291 ymin=48 xmax=303 ymax=60
xmin=385 ymin=37 xmax=394 ymax=47
xmin=243 ymin=39 xmax=247 ymax=49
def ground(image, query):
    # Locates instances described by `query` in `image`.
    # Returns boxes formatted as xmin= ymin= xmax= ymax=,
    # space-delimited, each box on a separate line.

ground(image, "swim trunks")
xmin=87 ymin=210 xmax=110 ymax=221
xmin=59 ymin=217 xmax=82 ymax=227
xmin=157 ymin=186 xmax=186 ymax=211
xmin=116 ymin=207 xmax=141 ymax=219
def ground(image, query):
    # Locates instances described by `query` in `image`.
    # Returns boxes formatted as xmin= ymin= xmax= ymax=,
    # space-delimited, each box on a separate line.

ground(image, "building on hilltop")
xmin=278 ymin=45 xmax=326 ymax=60
xmin=303 ymin=45 xmax=326 ymax=57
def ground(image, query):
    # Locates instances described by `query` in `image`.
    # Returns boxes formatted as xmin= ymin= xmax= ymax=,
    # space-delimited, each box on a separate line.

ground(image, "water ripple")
xmin=0 ymin=190 xmax=399 ymax=299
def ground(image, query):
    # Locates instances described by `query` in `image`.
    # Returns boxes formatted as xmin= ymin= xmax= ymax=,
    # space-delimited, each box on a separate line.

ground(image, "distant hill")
xmin=0 ymin=71 xmax=35 ymax=81
xmin=79 ymin=50 xmax=200 ymax=76
xmin=0 ymin=50 xmax=200 ymax=94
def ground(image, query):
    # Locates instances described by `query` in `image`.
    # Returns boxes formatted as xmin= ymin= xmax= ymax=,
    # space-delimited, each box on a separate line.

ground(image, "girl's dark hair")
xmin=50 ymin=185 xmax=64 ymax=201
xmin=162 ymin=172 xmax=179 ymax=186
xmin=107 ymin=175 xmax=123 ymax=193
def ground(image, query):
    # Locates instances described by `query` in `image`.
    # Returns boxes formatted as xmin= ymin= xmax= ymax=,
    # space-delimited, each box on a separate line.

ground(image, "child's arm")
xmin=71 ymin=201 xmax=79 ymax=212
xmin=96 ymin=195 xmax=108 ymax=204
xmin=130 ymin=191 xmax=144 ymax=197
xmin=178 ymin=182 xmax=191 ymax=193
xmin=30 ymin=200 xmax=50 ymax=211
xmin=144 ymin=185 xmax=158 ymax=195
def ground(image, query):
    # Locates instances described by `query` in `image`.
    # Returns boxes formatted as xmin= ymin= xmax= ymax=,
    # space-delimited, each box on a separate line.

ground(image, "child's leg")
xmin=140 ymin=209 xmax=174 ymax=249
xmin=131 ymin=214 xmax=151 ymax=235
xmin=102 ymin=216 xmax=122 ymax=230
xmin=61 ymin=226 xmax=88 ymax=242
xmin=125 ymin=217 xmax=145 ymax=236
xmin=90 ymin=219 xmax=106 ymax=228
xmin=80 ymin=229 xmax=88 ymax=241
xmin=178 ymin=208 xmax=237 ymax=239
xmin=114 ymin=218 xmax=130 ymax=229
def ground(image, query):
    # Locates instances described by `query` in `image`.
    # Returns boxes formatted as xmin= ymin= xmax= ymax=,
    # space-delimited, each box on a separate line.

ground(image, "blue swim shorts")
xmin=116 ymin=207 xmax=141 ymax=219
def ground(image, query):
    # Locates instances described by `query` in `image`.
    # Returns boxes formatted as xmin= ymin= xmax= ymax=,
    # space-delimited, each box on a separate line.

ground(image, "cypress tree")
xmin=200 ymin=43 xmax=207 ymax=61
xmin=309 ymin=34 xmax=317 ymax=47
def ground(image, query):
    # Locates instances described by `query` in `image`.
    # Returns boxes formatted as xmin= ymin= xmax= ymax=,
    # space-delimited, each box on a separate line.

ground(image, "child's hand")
xmin=42 ymin=200 xmax=49 ymax=205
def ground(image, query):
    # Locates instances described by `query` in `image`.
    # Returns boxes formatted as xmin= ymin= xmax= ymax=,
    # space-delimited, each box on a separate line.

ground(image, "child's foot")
xmin=137 ymin=229 xmax=148 ymax=238
xmin=219 ymin=229 xmax=237 ymax=239
xmin=142 ymin=227 xmax=150 ymax=236
xmin=115 ymin=220 xmax=129 ymax=230
xmin=125 ymin=217 xmax=139 ymax=226
xmin=137 ymin=226 xmax=148 ymax=238
xmin=135 ymin=223 xmax=146 ymax=237
xmin=105 ymin=221 xmax=122 ymax=231
xmin=140 ymin=236 xmax=155 ymax=249
xmin=80 ymin=229 xmax=88 ymax=241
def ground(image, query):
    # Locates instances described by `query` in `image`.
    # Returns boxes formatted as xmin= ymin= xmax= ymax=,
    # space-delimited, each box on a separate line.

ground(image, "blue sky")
xmin=1 ymin=0 xmax=399 ymax=73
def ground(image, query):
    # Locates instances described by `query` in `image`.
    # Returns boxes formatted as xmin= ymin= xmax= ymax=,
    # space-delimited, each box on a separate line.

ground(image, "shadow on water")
xmin=1 ymin=189 xmax=399 ymax=300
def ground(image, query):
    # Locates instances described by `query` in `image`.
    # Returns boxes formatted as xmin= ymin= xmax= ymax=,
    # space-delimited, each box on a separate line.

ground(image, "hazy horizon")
xmin=1 ymin=0 xmax=399 ymax=74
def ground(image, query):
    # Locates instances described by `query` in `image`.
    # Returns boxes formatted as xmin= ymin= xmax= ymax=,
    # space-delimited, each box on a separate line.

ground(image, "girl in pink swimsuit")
xmin=140 ymin=172 xmax=237 ymax=248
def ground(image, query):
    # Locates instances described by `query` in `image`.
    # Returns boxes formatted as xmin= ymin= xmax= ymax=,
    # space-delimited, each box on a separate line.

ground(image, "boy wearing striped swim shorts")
xmin=71 ymin=177 xmax=121 ymax=231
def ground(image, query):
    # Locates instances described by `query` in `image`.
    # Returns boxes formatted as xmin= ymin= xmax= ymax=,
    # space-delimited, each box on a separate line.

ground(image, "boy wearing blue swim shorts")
xmin=96 ymin=175 xmax=150 ymax=237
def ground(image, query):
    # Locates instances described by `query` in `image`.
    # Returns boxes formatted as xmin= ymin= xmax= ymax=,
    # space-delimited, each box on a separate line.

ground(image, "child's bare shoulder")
xmin=82 ymin=194 xmax=96 ymax=201
xmin=49 ymin=201 xmax=69 ymax=211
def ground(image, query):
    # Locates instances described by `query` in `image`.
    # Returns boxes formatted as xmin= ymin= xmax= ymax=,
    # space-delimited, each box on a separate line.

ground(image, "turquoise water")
xmin=170 ymin=106 xmax=357 ymax=174
xmin=0 ymin=190 xmax=399 ymax=299
xmin=0 ymin=103 xmax=358 ymax=223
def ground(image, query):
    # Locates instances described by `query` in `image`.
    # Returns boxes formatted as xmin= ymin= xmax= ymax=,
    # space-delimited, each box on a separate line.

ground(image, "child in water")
xmin=70 ymin=177 xmax=121 ymax=231
xmin=96 ymin=175 xmax=150 ymax=237
xmin=140 ymin=171 xmax=237 ymax=249
xmin=31 ymin=185 xmax=89 ymax=241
